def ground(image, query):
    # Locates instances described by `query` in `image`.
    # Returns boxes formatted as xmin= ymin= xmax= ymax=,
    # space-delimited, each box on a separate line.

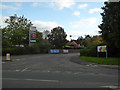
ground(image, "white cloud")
xmin=14 ymin=3 xmax=22 ymax=7
xmin=50 ymin=0 xmax=75 ymax=10
xmin=32 ymin=21 xmax=61 ymax=32
xmin=68 ymin=17 xmax=100 ymax=40
xmin=0 ymin=4 xmax=10 ymax=9
xmin=89 ymin=8 xmax=102 ymax=14
xmin=70 ymin=17 xmax=97 ymax=28
xmin=32 ymin=2 xmax=40 ymax=7
xmin=78 ymin=4 xmax=88 ymax=9
xmin=73 ymin=11 xmax=80 ymax=16
xmin=0 ymin=15 xmax=9 ymax=28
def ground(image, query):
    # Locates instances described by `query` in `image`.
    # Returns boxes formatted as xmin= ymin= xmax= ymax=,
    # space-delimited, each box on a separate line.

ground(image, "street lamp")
xmin=70 ymin=35 xmax=72 ymax=42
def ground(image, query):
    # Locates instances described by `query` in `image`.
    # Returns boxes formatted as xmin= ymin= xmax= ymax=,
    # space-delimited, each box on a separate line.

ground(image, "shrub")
xmin=80 ymin=45 xmax=98 ymax=57
xmin=2 ymin=47 xmax=25 ymax=55
xmin=2 ymin=42 xmax=51 ymax=56
xmin=28 ymin=44 xmax=40 ymax=54
xmin=80 ymin=44 xmax=109 ymax=57
xmin=64 ymin=46 xmax=84 ymax=49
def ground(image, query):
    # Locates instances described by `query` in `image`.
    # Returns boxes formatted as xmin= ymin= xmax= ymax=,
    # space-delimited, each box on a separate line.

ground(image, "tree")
xmin=92 ymin=35 xmax=104 ymax=45
xmin=42 ymin=30 xmax=50 ymax=39
xmin=98 ymin=2 xmax=120 ymax=57
xmin=36 ymin=31 xmax=42 ymax=43
xmin=48 ymin=26 xmax=67 ymax=49
xmin=2 ymin=14 xmax=33 ymax=47
xmin=76 ymin=36 xmax=83 ymax=44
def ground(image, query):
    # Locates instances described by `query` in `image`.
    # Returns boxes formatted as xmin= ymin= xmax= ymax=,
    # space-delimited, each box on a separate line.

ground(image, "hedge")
xmin=2 ymin=43 xmax=50 ymax=56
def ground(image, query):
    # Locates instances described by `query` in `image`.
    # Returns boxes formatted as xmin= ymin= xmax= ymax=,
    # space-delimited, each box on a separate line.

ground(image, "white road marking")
xmin=2 ymin=78 xmax=59 ymax=83
xmin=100 ymin=86 xmax=119 ymax=89
xmin=16 ymin=59 xmax=20 ymax=61
xmin=42 ymin=70 xmax=50 ymax=72
xmin=15 ymin=70 xmax=20 ymax=72
xmin=21 ymin=68 xmax=29 ymax=72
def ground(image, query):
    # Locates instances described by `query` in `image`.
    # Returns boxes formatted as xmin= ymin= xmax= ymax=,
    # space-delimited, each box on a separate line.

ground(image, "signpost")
xmin=50 ymin=49 xmax=60 ymax=54
xmin=29 ymin=26 xmax=36 ymax=46
xmin=97 ymin=45 xmax=107 ymax=58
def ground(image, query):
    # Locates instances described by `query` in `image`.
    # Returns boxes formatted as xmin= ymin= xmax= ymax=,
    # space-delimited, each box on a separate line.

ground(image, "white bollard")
xmin=6 ymin=53 xmax=10 ymax=60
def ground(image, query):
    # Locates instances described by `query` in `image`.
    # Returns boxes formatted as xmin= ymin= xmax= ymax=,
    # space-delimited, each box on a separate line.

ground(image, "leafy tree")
xmin=36 ymin=31 xmax=42 ymax=43
xmin=98 ymin=2 xmax=120 ymax=57
xmin=42 ymin=30 xmax=50 ymax=39
xmin=48 ymin=26 xmax=67 ymax=49
xmin=2 ymin=14 xmax=32 ymax=47
xmin=92 ymin=35 xmax=104 ymax=45
xmin=76 ymin=36 xmax=83 ymax=44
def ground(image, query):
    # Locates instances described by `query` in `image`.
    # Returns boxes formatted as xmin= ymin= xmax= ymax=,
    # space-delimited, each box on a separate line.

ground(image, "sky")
xmin=0 ymin=0 xmax=107 ymax=40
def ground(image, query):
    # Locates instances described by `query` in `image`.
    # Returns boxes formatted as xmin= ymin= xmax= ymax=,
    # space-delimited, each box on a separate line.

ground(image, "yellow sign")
xmin=102 ymin=45 xmax=106 ymax=52
xmin=97 ymin=45 xmax=107 ymax=52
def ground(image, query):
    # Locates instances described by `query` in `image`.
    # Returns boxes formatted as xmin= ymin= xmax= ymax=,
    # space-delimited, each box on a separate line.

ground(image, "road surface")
xmin=2 ymin=53 xmax=119 ymax=89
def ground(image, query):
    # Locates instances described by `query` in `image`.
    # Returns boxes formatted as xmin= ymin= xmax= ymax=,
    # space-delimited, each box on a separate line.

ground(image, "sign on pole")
xmin=29 ymin=26 xmax=36 ymax=46
xmin=97 ymin=45 xmax=106 ymax=52
xmin=97 ymin=45 xmax=107 ymax=58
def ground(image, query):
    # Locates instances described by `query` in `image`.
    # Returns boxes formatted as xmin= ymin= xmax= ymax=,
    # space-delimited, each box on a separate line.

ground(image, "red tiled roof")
xmin=69 ymin=41 xmax=78 ymax=46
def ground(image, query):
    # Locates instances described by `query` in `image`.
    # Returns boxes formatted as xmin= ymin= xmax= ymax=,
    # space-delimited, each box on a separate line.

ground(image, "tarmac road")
xmin=2 ymin=53 xmax=119 ymax=89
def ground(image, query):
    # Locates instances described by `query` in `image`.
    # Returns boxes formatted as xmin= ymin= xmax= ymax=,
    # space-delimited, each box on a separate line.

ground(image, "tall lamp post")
xmin=70 ymin=35 xmax=72 ymax=42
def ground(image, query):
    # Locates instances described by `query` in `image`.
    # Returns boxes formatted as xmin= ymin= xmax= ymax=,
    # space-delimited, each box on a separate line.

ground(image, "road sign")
xmin=97 ymin=45 xmax=106 ymax=52
xmin=50 ymin=49 xmax=60 ymax=53
xmin=97 ymin=45 xmax=107 ymax=58
xmin=63 ymin=49 xmax=68 ymax=53
xmin=30 ymin=30 xmax=36 ymax=43
xmin=29 ymin=26 xmax=36 ymax=45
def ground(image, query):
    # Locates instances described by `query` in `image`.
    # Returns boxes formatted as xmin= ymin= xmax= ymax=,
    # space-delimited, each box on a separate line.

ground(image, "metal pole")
xmin=106 ymin=48 xmax=107 ymax=58
xmin=29 ymin=28 xmax=30 ymax=46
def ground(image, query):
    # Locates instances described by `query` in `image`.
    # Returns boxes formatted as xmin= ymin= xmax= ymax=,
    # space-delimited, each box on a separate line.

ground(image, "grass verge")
xmin=80 ymin=56 xmax=120 ymax=65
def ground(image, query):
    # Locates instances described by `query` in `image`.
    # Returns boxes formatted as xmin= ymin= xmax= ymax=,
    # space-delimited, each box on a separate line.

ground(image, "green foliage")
xmin=98 ymin=2 xmax=120 ymax=57
xmin=80 ymin=56 xmax=119 ymax=65
xmin=2 ymin=14 xmax=32 ymax=47
xmin=64 ymin=46 xmax=84 ymax=49
xmin=76 ymin=35 xmax=104 ymax=47
xmin=48 ymin=26 xmax=67 ymax=49
xmin=2 ymin=41 xmax=50 ymax=56
xmin=2 ymin=47 xmax=25 ymax=55
xmin=80 ymin=44 xmax=98 ymax=57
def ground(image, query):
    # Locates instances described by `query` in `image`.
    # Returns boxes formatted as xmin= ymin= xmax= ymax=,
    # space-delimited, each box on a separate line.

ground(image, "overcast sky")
xmin=0 ymin=0 xmax=107 ymax=40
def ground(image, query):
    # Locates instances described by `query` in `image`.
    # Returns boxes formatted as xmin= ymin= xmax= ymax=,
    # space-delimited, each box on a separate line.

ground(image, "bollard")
xmin=6 ymin=53 xmax=10 ymax=60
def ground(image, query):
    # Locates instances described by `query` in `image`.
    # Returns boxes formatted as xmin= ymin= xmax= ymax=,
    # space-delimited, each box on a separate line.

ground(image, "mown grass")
xmin=80 ymin=56 xmax=120 ymax=65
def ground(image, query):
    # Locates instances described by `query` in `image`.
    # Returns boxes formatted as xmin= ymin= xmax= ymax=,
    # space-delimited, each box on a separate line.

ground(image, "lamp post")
xmin=70 ymin=35 xmax=72 ymax=42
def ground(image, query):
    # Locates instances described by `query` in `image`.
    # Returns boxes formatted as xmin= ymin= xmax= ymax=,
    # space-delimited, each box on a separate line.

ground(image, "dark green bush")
xmin=64 ymin=46 xmax=84 ymax=49
xmin=2 ymin=47 xmax=25 ymax=55
xmin=28 ymin=44 xmax=40 ymax=54
xmin=80 ymin=44 xmax=108 ymax=57
xmin=80 ymin=45 xmax=98 ymax=57
xmin=2 ymin=42 xmax=50 ymax=56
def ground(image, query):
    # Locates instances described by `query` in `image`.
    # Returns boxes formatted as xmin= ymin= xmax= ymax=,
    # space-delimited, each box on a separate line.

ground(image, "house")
xmin=66 ymin=41 xmax=81 ymax=47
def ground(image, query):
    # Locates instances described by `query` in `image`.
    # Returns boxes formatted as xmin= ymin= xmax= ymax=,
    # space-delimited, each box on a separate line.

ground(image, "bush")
xmin=80 ymin=45 xmax=98 ymax=57
xmin=2 ymin=47 xmax=25 ymax=55
xmin=28 ymin=44 xmax=40 ymax=54
xmin=80 ymin=44 xmax=109 ymax=57
xmin=2 ymin=43 xmax=50 ymax=56
xmin=64 ymin=46 xmax=84 ymax=49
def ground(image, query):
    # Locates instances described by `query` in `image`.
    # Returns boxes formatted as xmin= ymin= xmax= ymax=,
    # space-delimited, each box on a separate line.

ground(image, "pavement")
xmin=1 ymin=53 xmax=119 ymax=89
